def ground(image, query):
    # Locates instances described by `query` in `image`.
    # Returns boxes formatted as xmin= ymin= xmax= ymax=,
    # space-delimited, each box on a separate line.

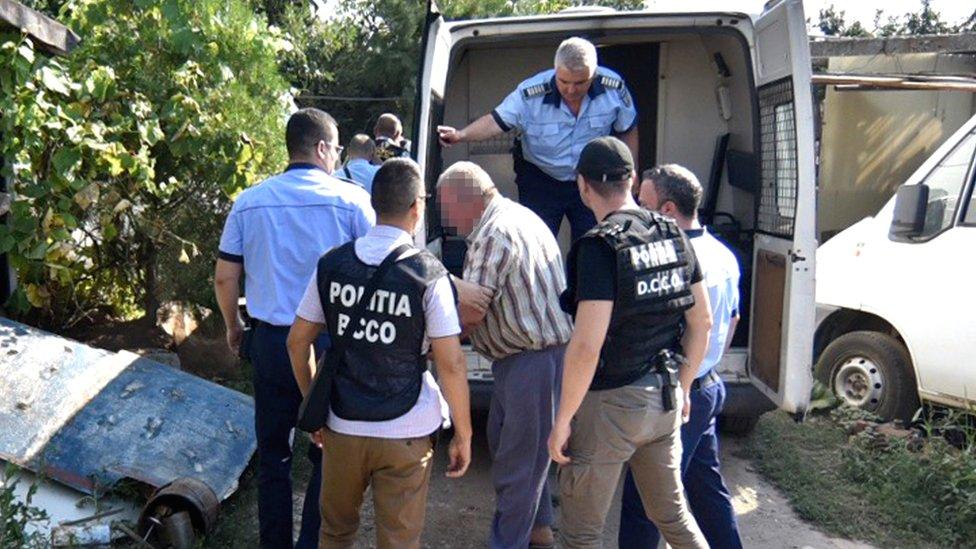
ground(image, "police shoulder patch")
xmin=522 ymin=81 xmax=552 ymax=99
xmin=599 ymin=74 xmax=623 ymax=90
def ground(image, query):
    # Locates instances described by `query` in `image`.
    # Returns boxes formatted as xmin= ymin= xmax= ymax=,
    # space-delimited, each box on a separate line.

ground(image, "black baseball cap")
xmin=576 ymin=136 xmax=634 ymax=182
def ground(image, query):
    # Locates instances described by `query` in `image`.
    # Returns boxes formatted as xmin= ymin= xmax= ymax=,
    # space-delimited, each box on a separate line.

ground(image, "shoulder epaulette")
xmin=599 ymin=74 xmax=623 ymax=90
xmin=522 ymin=81 xmax=552 ymax=99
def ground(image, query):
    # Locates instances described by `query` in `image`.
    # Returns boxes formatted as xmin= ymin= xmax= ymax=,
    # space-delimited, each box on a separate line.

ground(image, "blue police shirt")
xmin=218 ymin=164 xmax=376 ymax=326
xmin=687 ymin=227 xmax=741 ymax=378
xmin=492 ymin=66 xmax=638 ymax=182
xmin=338 ymin=159 xmax=380 ymax=194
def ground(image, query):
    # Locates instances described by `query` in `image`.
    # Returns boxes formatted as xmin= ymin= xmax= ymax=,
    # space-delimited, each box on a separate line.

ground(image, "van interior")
xmin=424 ymin=29 xmax=764 ymax=349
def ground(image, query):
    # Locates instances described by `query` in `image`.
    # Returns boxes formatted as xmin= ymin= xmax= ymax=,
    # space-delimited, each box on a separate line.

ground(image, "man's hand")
xmin=548 ymin=421 xmax=572 ymax=465
xmin=310 ymin=429 xmax=325 ymax=449
xmin=682 ymin=389 xmax=691 ymax=424
xmin=226 ymin=319 xmax=244 ymax=354
xmin=455 ymin=277 xmax=492 ymax=327
xmin=446 ymin=435 xmax=471 ymax=478
xmin=438 ymin=125 xmax=463 ymax=147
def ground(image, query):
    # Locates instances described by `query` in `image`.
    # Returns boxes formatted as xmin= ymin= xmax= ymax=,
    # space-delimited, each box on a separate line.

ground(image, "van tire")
xmin=718 ymin=414 xmax=760 ymax=436
xmin=814 ymin=331 xmax=920 ymax=423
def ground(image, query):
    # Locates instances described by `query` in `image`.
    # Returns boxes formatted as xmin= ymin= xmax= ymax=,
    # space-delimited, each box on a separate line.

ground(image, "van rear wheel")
xmin=814 ymin=331 xmax=919 ymax=423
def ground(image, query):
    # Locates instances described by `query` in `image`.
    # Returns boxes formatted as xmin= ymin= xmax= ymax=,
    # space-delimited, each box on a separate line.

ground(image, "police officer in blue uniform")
xmin=619 ymin=164 xmax=744 ymax=549
xmin=438 ymin=37 xmax=638 ymax=242
xmin=214 ymin=108 xmax=375 ymax=549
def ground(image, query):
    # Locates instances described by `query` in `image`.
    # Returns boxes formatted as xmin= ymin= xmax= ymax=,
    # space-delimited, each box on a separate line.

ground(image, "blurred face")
xmin=437 ymin=176 xmax=485 ymax=238
xmin=317 ymin=135 xmax=342 ymax=174
xmin=555 ymin=65 xmax=594 ymax=105
xmin=407 ymin=188 xmax=426 ymax=236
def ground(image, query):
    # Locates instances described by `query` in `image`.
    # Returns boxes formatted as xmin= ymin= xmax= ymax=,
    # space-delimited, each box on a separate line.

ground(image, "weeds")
xmin=748 ymin=408 xmax=976 ymax=548
xmin=0 ymin=463 xmax=49 ymax=549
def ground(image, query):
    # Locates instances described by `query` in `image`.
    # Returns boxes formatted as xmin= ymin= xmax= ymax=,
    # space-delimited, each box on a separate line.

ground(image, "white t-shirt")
xmin=295 ymin=224 xmax=460 ymax=438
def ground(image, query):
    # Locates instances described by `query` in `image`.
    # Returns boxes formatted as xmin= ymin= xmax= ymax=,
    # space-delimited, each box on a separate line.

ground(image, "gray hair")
xmin=554 ymin=37 xmax=597 ymax=75
xmin=642 ymin=164 xmax=703 ymax=218
xmin=436 ymin=161 xmax=496 ymax=198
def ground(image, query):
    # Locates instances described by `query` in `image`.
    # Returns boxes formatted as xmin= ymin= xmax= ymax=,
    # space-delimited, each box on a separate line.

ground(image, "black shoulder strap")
xmin=342 ymin=166 xmax=352 ymax=181
xmin=353 ymin=243 xmax=412 ymax=319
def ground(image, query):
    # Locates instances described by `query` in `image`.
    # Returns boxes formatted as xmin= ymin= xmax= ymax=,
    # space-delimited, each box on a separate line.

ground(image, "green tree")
xmin=817 ymin=5 xmax=870 ymax=37
xmin=1 ymin=0 xmax=291 ymax=326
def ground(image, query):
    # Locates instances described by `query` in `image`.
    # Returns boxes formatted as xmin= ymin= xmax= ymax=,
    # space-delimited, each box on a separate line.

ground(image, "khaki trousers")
xmin=558 ymin=383 xmax=708 ymax=549
xmin=318 ymin=428 xmax=435 ymax=549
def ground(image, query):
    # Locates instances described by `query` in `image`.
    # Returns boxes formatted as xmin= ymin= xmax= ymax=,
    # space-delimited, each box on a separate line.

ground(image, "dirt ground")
xmin=295 ymin=415 xmax=874 ymax=549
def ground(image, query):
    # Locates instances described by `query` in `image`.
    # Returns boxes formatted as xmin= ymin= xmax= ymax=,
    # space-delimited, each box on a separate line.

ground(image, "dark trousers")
xmin=618 ymin=375 xmax=743 ymax=549
xmin=487 ymin=345 xmax=565 ymax=549
xmin=515 ymin=157 xmax=596 ymax=243
xmin=249 ymin=323 xmax=329 ymax=549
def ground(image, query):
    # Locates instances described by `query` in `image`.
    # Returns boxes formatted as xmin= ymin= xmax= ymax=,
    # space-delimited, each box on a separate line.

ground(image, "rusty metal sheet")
xmin=0 ymin=317 xmax=255 ymax=500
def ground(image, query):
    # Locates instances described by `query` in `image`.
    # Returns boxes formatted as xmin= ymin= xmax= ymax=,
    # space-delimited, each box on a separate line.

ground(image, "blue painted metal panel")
xmin=0 ymin=318 xmax=255 ymax=500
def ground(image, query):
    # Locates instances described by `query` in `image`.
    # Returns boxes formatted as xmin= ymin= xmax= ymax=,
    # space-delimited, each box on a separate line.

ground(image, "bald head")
xmin=374 ymin=113 xmax=403 ymax=140
xmin=347 ymin=134 xmax=376 ymax=161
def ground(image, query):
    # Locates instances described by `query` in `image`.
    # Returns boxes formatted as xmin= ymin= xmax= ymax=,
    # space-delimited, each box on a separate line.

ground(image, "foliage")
xmin=817 ymin=0 xmax=975 ymax=37
xmin=747 ymin=409 xmax=976 ymax=548
xmin=0 ymin=0 xmax=291 ymax=326
xmin=816 ymin=5 xmax=869 ymax=37
xmin=278 ymin=0 xmax=643 ymax=140
xmin=0 ymin=464 xmax=49 ymax=549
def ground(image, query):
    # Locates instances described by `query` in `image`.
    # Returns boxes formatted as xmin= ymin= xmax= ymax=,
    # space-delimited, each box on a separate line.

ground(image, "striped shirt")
xmin=464 ymin=195 xmax=573 ymax=360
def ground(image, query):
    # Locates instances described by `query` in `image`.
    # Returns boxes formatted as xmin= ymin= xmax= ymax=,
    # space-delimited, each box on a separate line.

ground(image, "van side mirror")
xmin=889 ymin=184 xmax=929 ymax=241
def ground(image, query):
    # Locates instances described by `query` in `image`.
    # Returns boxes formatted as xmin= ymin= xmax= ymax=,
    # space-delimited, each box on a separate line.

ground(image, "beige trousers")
xmin=318 ymin=428 xmax=435 ymax=549
xmin=558 ymin=383 xmax=708 ymax=549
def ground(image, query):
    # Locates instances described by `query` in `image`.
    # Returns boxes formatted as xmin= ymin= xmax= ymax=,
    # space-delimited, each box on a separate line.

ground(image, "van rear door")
xmin=747 ymin=0 xmax=817 ymax=415
xmin=413 ymin=3 xmax=452 ymax=248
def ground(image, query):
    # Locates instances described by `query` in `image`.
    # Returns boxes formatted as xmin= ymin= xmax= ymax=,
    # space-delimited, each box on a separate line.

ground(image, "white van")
xmin=815 ymin=113 xmax=976 ymax=423
xmin=414 ymin=0 xmax=817 ymax=432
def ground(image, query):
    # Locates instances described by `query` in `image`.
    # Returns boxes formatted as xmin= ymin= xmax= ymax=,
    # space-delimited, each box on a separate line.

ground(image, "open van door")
xmin=413 ymin=1 xmax=453 ymax=248
xmin=747 ymin=0 xmax=817 ymax=416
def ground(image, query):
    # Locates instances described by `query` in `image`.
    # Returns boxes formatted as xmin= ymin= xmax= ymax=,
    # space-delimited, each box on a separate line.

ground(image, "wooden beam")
xmin=0 ymin=0 xmax=79 ymax=56
xmin=813 ymin=73 xmax=976 ymax=92
xmin=810 ymin=33 xmax=976 ymax=58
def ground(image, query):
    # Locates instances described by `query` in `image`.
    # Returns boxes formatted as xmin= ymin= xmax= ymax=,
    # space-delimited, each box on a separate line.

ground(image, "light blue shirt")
xmin=218 ymin=164 xmax=376 ymax=326
xmin=688 ymin=227 xmax=741 ymax=378
xmin=338 ymin=158 xmax=380 ymax=194
xmin=492 ymin=67 xmax=638 ymax=182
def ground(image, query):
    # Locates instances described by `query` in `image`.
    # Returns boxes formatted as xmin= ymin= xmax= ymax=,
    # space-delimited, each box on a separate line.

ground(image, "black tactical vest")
xmin=374 ymin=137 xmax=410 ymax=163
xmin=316 ymin=241 xmax=448 ymax=421
xmin=563 ymin=209 xmax=696 ymax=390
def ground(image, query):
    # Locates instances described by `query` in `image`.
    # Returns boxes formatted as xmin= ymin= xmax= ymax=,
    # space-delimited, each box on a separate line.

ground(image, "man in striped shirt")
xmin=437 ymin=162 xmax=573 ymax=549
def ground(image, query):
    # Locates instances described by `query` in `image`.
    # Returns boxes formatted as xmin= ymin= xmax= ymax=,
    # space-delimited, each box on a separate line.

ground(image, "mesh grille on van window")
xmin=757 ymin=77 xmax=798 ymax=238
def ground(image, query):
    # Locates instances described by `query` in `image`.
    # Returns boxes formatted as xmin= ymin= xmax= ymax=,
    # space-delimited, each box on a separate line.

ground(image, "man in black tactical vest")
xmin=373 ymin=113 xmax=411 ymax=163
xmin=287 ymin=158 xmax=472 ymax=548
xmin=547 ymin=137 xmax=712 ymax=549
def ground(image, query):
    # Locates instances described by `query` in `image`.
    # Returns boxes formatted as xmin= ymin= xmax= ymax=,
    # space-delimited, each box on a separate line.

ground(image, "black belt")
xmin=250 ymin=318 xmax=290 ymax=330
xmin=691 ymin=370 xmax=721 ymax=391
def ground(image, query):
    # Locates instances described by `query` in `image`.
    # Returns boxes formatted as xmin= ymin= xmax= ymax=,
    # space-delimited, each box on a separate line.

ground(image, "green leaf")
xmin=53 ymin=147 xmax=82 ymax=174
xmin=39 ymin=66 xmax=70 ymax=96
xmin=17 ymin=43 xmax=35 ymax=64
xmin=27 ymin=241 xmax=48 ymax=260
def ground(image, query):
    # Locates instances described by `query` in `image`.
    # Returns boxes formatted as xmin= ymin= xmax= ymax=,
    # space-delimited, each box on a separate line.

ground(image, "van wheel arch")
xmin=814 ymin=309 xmax=906 ymax=361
